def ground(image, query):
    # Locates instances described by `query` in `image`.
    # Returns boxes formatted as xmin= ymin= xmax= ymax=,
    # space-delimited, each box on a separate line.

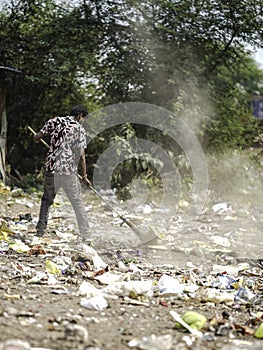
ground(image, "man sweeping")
xmin=33 ymin=105 xmax=91 ymax=239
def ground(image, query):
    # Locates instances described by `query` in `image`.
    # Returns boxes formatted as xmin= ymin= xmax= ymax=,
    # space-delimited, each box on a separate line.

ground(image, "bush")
xmin=204 ymin=87 xmax=262 ymax=152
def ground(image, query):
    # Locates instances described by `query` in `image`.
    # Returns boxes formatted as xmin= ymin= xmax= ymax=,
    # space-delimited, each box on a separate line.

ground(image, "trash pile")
xmin=0 ymin=182 xmax=262 ymax=350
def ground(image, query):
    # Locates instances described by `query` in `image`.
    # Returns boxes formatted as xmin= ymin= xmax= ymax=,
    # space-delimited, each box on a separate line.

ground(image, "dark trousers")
xmin=36 ymin=172 xmax=89 ymax=236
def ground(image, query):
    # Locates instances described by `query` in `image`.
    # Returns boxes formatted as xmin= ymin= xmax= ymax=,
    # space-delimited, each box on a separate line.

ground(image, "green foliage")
xmin=86 ymin=122 xmax=163 ymax=190
xmin=204 ymin=70 xmax=262 ymax=152
xmin=9 ymin=173 xmax=43 ymax=194
xmin=1 ymin=0 xmax=100 ymax=174
xmin=21 ymin=173 xmax=43 ymax=194
xmin=205 ymin=107 xmax=260 ymax=152
xmin=1 ymin=0 xmax=263 ymax=190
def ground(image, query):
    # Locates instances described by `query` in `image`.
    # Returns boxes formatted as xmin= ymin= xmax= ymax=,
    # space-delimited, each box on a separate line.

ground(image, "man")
xmin=34 ymin=105 xmax=91 ymax=238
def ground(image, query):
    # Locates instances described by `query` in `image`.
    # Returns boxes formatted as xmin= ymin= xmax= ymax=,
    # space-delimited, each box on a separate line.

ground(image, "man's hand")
xmin=82 ymin=174 xmax=91 ymax=187
xmin=34 ymin=131 xmax=44 ymax=143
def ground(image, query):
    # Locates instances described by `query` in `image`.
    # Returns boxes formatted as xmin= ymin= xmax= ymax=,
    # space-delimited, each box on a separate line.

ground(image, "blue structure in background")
xmin=251 ymin=98 xmax=263 ymax=120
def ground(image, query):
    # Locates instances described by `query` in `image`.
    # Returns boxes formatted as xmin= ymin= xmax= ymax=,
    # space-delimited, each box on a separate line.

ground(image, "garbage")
xmin=171 ymin=310 xmax=202 ymax=337
xmin=212 ymin=264 xmax=247 ymax=277
xmin=27 ymin=271 xmax=47 ymax=284
xmin=4 ymin=293 xmax=21 ymax=300
xmin=0 ymin=241 xmax=9 ymax=252
xmin=180 ymin=311 xmax=206 ymax=331
xmin=94 ymin=271 xmax=123 ymax=285
xmin=0 ymin=339 xmax=31 ymax=350
xmin=15 ymin=198 xmax=34 ymax=208
xmin=45 ymin=260 xmax=62 ymax=275
xmin=64 ymin=324 xmax=89 ymax=343
xmin=93 ymin=254 xmax=108 ymax=271
xmin=211 ymin=274 xmax=237 ymax=289
xmin=158 ymin=274 xmax=184 ymax=294
xmin=117 ymin=260 xmax=127 ymax=271
xmin=254 ymin=322 xmax=263 ymax=339
xmin=233 ymin=323 xmax=254 ymax=335
xmin=51 ymin=288 xmax=70 ymax=295
xmin=78 ymin=281 xmax=102 ymax=297
xmin=9 ymin=240 xmax=31 ymax=253
xmin=18 ymin=213 xmax=32 ymax=221
xmin=210 ymin=235 xmax=231 ymax=247
xmin=52 ymin=256 xmax=72 ymax=271
xmin=234 ymin=288 xmax=255 ymax=303
xmin=11 ymin=188 xmax=24 ymax=197
xmin=47 ymin=273 xmax=59 ymax=285
xmin=137 ymin=204 xmax=152 ymax=214
xmin=81 ymin=244 xmax=107 ymax=270
xmin=29 ymin=245 xmax=46 ymax=256
xmin=181 ymin=334 xmax=196 ymax=346
xmin=201 ymin=288 xmax=235 ymax=304
xmin=104 ymin=280 xmax=153 ymax=297
xmin=128 ymin=334 xmax=173 ymax=350
xmin=0 ymin=178 xmax=262 ymax=350
xmin=171 ymin=310 xmax=206 ymax=334
xmin=215 ymin=323 xmax=233 ymax=336
xmin=80 ymin=295 xmax=108 ymax=310
xmin=212 ymin=202 xmax=232 ymax=214
xmin=179 ymin=200 xmax=189 ymax=209
xmin=0 ymin=220 xmax=15 ymax=240
xmin=123 ymin=296 xmax=150 ymax=307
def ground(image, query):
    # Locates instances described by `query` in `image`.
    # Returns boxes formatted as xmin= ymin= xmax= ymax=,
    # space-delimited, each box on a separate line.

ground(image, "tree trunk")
xmin=0 ymin=70 xmax=7 ymax=184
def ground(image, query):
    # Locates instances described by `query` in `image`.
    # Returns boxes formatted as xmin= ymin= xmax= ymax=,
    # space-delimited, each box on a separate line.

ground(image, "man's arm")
xmin=34 ymin=117 xmax=57 ymax=143
xmin=79 ymin=148 xmax=91 ymax=186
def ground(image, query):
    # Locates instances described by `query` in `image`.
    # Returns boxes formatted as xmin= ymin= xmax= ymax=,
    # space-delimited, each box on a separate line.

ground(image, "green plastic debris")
xmin=254 ymin=322 xmax=263 ymax=339
xmin=0 ymin=221 xmax=15 ymax=241
xmin=9 ymin=240 xmax=30 ymax=253
xmin=45 ymin=260 xmax=62 ymax=275
xmin=174 ymin=311 xmax=207 ymax=331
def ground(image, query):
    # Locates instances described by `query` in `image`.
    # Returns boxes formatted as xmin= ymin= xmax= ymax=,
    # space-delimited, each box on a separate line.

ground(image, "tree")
xmin=0 ymin=0 xmax=99 ymax=174
xmin=86 ymin=0 xmax=263 ymax=105
xmin=0 ymin=0 xmax=263 ymax=184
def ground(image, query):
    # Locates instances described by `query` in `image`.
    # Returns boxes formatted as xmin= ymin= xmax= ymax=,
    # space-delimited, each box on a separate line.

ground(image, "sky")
xmin=254 ymin=49 xmax=263 ymax=68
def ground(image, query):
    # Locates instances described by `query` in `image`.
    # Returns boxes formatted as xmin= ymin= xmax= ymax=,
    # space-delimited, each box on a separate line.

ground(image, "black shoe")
xmin=35 ymin=231 xmax=44 ymax=237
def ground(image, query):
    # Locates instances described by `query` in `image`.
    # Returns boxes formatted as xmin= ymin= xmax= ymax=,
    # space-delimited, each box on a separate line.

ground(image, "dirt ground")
xmin=0 ymin=182 xmax=262 ymax=350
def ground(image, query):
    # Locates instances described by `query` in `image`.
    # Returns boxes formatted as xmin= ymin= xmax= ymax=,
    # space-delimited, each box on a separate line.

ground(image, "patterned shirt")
xmin=40 ymin=116 xmax=86 ymax=175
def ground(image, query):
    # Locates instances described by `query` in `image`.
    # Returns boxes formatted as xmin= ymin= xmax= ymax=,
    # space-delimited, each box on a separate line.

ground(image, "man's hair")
xmin=70 ymin=105 xmax=88 ymax=118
